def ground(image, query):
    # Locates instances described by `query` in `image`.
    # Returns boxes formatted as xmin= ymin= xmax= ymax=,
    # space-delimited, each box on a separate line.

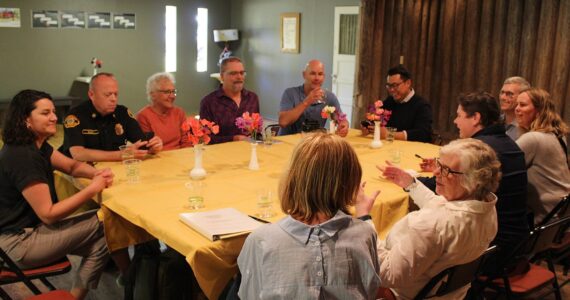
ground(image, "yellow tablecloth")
xmin=90 ymin=129 xmax=439 ymax=299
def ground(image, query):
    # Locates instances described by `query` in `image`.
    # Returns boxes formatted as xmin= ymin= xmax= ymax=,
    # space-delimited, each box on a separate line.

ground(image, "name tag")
xmin=82 ymin=129 xmax=99 ymax=135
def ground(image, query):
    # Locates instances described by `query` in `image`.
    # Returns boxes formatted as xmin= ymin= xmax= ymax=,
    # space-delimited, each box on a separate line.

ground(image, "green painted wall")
xmin=230 ymin=0 xmax=360 ymax=121
xmin=1 ymin=0 xmax=360 ymax=120
xmin=0 ymin=0 xmax=230 ymax=114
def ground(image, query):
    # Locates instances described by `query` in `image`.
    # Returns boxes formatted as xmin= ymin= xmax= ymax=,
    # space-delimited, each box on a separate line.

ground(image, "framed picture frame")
xmin=280 ymin=12 xmax=300 ymax=53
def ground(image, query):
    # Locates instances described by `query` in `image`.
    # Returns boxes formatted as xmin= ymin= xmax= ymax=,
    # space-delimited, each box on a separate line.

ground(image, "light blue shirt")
xmin=278 ymin=85 xmax=342 ymax=135
xmin=237 ymin=210 xmax=381 ymax=299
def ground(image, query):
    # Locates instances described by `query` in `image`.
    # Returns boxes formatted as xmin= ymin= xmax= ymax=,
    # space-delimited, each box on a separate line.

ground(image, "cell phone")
xmin=140 ymin=131 xmax=155 ymax=150
xmin=361 ymin=120 xmax=373 ymax=128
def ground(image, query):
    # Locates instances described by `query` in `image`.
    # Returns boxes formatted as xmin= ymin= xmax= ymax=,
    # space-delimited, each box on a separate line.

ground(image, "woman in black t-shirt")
xmin=0 ymin=90 xmax=114 ymax=300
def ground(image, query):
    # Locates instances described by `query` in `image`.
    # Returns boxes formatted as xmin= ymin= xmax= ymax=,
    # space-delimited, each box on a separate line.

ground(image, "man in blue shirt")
xmin=278 ymin=60 xmax=348 ymax=136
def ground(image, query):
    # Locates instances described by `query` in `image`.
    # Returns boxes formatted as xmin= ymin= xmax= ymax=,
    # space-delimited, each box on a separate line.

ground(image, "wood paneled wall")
xmin=354 ymin=0 xmax=570 ymax=137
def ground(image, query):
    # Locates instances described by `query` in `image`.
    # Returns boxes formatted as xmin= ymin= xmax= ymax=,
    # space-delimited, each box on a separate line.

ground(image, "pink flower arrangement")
xmin=321 ymin=105 xmax=347 ymax=122
xmin=235 ymin=112 xmax=264 ymax=141
xmin=366 ymin=100 xmax=392 ymax=126
xmin=181 ymin=116 xmax=219 ymax=146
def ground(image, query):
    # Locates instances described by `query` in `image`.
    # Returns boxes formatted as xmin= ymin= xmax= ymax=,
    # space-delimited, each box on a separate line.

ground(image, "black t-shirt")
xmin=59 ymin=100 xmax=145 ymax=157
xmin=0 ymin=142 xmax=57 ymax=233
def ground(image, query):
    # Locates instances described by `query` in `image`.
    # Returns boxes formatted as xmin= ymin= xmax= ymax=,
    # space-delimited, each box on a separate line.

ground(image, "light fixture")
xmin=213 ymin=29 xmax=239 ymax=65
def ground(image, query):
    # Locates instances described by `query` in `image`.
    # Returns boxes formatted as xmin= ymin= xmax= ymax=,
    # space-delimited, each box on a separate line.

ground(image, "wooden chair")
xmin=482 ymin=216 xmax=570 ymax=300
xmin=0 ymin=248 xmax=71 ymax=300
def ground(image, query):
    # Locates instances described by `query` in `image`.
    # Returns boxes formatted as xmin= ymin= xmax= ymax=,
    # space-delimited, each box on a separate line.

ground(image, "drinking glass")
xmin=386 ymin=127 xmax=397 ymax=143
xmin=389 ymin=149 xmax=402 ymax=165
xmin=256 ymin=189 xmax=275 ymax=218
xmin=119 ymin=145 xmax=134 ymax=161
xmin=124 ymin=159 xmax=141 ymax=184
xmin=185 ymin=181 xmax=206 ymax=209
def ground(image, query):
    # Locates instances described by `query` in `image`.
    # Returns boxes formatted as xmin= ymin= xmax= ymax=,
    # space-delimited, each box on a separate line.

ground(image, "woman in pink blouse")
xmin=136 ymin=72 xmax=191 ymax=150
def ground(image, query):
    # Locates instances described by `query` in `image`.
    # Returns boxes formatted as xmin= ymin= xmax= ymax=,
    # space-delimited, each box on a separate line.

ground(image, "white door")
xmin=332 ymin=6 xmax=359 ymax=124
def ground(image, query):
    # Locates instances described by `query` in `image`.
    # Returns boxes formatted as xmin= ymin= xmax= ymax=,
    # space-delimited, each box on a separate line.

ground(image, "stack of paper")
xmin=179 ymin=208 xmax=265 ymax=241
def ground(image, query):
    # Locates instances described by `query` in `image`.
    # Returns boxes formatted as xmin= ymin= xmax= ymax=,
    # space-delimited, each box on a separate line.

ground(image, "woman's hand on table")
xmin=147 ymin=136 xmax=163 ymax=154
xmin=377 ymin=161 xmax=414 ymax=188
xmin=94 ymin=168 xmax=114 ymax=189
xmin=355 ymin=182 xmax=380 ymax=217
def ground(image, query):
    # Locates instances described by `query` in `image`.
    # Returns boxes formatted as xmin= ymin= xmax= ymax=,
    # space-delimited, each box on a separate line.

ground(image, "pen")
xmin=248 ymin=215 xmax=271 ymax=224
xmin=415 ymin=154 xmax=425 ymax=159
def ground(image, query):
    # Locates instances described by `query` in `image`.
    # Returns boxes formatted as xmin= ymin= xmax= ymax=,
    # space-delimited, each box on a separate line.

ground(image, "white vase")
xmin=190 ymin=144 xmax=207 ymax=179
xmin=329 ymin=120 xmax=336 ymax=134
xmin=248 ymin=143 xmax=260 ymax=170
xmin=370 ymin=121 xmax=383 ymax=148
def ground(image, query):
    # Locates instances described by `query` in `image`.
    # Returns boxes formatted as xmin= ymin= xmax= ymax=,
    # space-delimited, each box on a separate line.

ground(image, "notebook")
xmin=179 ymin=208 xmax=265 ymax=241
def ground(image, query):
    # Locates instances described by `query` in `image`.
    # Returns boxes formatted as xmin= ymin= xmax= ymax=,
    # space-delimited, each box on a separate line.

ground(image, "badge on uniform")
xmin=64 ymin=115 xmax=80 ymax=128
xmin=128 ymin=109 xmax=136 ymax=119
xmin=115 ymin=123 xmax=124 ymax=135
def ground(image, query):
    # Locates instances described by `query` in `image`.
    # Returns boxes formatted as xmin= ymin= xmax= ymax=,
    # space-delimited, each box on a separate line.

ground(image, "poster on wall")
xmin=113 ymin=13 xmax=135 ymax=29
xmin=32 ymin=10 xmax=59 ymax=28
xmin=87 ymin=12 xmax=111 ymax=29
xmin=60 ymin=11 xmax=85 ymax=28
xmin=0 ymin=8 xmax=21 ymax=28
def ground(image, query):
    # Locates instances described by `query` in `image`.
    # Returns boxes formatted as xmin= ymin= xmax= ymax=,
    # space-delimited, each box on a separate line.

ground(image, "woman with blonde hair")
xmin=515 ymin=88 xmax=570 ymax=224
xmin=237 ymin=132 xmax=381 ymax=299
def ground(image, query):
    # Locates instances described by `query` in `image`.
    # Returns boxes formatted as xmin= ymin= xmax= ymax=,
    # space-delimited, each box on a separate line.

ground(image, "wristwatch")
xmin=358 ymin=215 xmax=372 ymax=221
xmin=403 ymin=178 xmax=418 ymax=192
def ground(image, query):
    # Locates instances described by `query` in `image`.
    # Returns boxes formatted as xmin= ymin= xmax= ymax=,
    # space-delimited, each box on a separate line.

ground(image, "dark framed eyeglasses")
xmin=385 ymin=81 xmax=404 ymax=90
xmin=157 ymin=89 xmax=177 ymax=95
xmin=436 ymin=158 xmax=464 ymax=176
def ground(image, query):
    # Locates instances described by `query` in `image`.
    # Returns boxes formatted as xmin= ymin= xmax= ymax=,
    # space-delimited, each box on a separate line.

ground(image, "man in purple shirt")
xmin=199 ymin=57 xmax=260 ymax=144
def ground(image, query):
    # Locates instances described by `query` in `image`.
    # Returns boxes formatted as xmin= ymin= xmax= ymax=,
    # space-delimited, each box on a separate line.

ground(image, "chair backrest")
xmin=537 ymin=194 xmax=570 ymax=227
xmin=529 ymin=215 xmax=570 ymax=255
xmin=413 ymin=245 xmax=498 ymax=300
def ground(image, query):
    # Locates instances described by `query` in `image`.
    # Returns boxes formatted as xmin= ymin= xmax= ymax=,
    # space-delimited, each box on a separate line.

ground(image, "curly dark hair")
xmin=1 ymin=89 xmax=53 ymax=145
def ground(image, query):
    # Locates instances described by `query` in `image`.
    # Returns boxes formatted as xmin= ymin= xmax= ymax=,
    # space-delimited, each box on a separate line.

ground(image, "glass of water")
xmin=185 ymin=181 xmax=206 ymax=210
xmin=256 ymin=189 xmax=275 ymax=218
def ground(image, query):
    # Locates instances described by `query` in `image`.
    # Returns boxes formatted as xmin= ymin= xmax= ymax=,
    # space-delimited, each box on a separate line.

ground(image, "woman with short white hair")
xmin=360 ymin=138 xmax=500 ymax=299
xmin=136 ymin=72 xmax=191 ymax=150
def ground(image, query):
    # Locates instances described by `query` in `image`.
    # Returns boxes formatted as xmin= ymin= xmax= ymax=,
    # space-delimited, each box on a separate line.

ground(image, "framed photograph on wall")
xmin=0 ymin=8 xmax=21 ymax=28
xmin=32 ymin=10 xmax=59 ymax=28
xmin=113 ymin=13 xmax=136 ymax=29
xmin=60 ymin=11 xmax=85 ymax=28
xmin=280 ymin=12 xmax=300 ymax=53
xmin=87 ymin=12 xmax=111 ymax=29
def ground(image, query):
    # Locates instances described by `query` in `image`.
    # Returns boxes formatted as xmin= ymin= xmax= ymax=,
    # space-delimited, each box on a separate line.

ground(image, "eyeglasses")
xmin=385 ymin=81 xmax=404 ymax=90
xmin=436 ymin=158 xmax=464 ymax=176
xmin=226 ymin=71 xmax=247 ymax=76
xmin=157 ymin=89 xmax=177 ymax=95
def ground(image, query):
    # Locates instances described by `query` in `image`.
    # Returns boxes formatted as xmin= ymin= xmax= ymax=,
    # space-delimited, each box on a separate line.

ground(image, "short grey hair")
xmin=146 ymin=72 xmax=175 ymax=101
xmin=503 ymin=76 xmax=531 ymax=91
xmin=439 ymin=138 xmax=501 ymax=201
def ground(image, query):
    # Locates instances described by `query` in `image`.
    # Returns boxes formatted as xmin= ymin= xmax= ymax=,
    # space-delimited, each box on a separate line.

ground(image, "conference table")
xmin=92 ymin=129 xmax=440 ymax=299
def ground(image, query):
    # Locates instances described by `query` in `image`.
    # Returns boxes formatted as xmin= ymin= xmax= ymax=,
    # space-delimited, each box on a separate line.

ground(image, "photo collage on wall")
xmin=29 ymin=10 xmax=135 ymax=29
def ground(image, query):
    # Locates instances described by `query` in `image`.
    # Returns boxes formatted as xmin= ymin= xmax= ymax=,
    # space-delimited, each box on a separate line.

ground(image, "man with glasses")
xmin=199 ymin=57 xmax=260 ymax=144
xmin=60 ymin=72 xmax=163 ymax=162
xmin=277 ymin=59 xmax=348 ymax=136
xmin=136 ymin=72 xmax=191 ymax=150
xmin=499 ymin=76 xmax=530 ymax=140
xmin=419 ymin=92 xmax=528 ymax=276
xmin=362 ymin=65 xmax=433 ymax=142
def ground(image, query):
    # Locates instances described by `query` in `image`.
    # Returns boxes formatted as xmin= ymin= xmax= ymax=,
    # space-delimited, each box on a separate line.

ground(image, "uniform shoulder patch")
xmin=128 ymin=109 xmax=135 ymax=119
xmin=64 ymin=115 xmax=80 ymax=128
